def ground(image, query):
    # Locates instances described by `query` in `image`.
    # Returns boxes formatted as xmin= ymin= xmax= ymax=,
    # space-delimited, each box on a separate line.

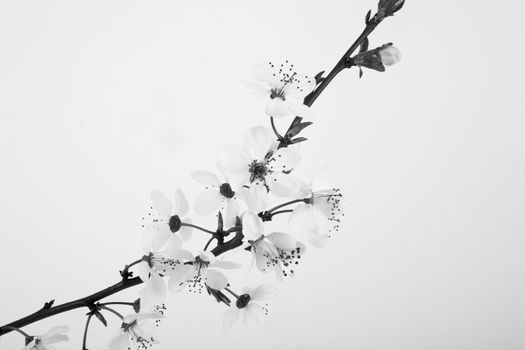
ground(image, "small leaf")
xmin=94 ymin=311 xmax=108 ymax=327
xmin=359 ymin=37 xmax=369 ymax=54
xmin=43 ymin=299 xmax=55 ymax=309
xmin=365 ymin=9 xmax=372 ymax=24
xmin=291 ymin=137 xmax=308 ymax=144
xmin=314 ymin=70 xmax=325 ymax=85
xmin=359 ymin=67 xmax=363 ymax=78
xmin=217 ymin=212 xmax=224 ymax=231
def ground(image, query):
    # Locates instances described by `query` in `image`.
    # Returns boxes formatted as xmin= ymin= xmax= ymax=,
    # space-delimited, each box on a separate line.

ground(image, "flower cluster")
xmin=3 ymin=1 xmax=405 ymax=347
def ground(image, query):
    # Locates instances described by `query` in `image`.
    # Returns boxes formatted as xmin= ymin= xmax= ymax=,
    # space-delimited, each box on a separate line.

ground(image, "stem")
xmin=181 ymin=222 xmax=215 ymax=235
xmin=1 ymin=326 xmax=30 ymax=340
xmin=304 ymin=20 xmax=380 ymax=107
xmin=269 ymin=209 xmax=293 ymax=217
xmin=0 ymin=276 xmax=142 ymax=337
xmin=99 ymin=302 xmax=135 ymax=307
xmin=120 ymin=258 xmax=144 ymax=279
xmin=81 ymin=314 xmax=93 ymax=350
xmin=203 ymin=237 xmax=215 ymax=251
xmin=267 ymin=198 xmax=306 ymax=213
xmin=98 ymin=306 xmax=124 ymax=320
xmin=270 ymin=117 xmax=283 ymax=140
xmin=224 ymin=287 xmax=239 ymax=299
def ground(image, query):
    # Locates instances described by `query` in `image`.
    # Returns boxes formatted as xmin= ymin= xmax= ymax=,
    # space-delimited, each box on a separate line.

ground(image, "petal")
xmin=251 ymin=284 xmax=279 ymax=301
xmin=242 ymin=303 xmax=265 ymax=327
xmin=136 ymin=261 xmax=151 ymax=283
xmin=174 ymin=188 xmax=189 ymax=216
xmin=205 ymin=269 xmax=229 ymax=290
xmin=223 ymin=199 xmax=240 ymax=228
xmin=170 ymin=248 xmax=194 ymax=261
xmin=242 ymin=212 xmax=264 ymax=240
xmin=194 ymin=189 xmax=222 ymax=216
xmin=150 ymin=190 xmax=172 ymax=218
xmin=239 ymin=186 xmax=269 ymax=213
xmin=288 ymin=99 xmax=315 ymax=119
xmin=212 ymin=260 xmax=242 ymax=270
xmin=222 ymin=307 xmax=240 ymax=331
xmin=253 ymin=61 xmax=278 ymax=84
xmin=289 ymin=203 xmax=313 ymax=232
xmin=243 ymin=81 xmax=271 ymax=97
xmin=41 ymin=326 xmax=69 ymax=339
xmin=144 ymin=224 xmax=172 ymax=251
xmin=167 ymin=265 xmax=193 ymax=292
xmin=265 ymin=98 xmax=290 ymax=118
xmin=163 ymin=234 xmax=182 ymax=252
xmin=108 ymin=332 xmax=129 ymax=350
xmin=142 ymin=274 xmax=167 ymax=302
xmin=267 ymin=174 xmax=297 ymax=197
xmin=266 ymin=232 xmax=297 ymax=251
xmin=178 ymin=216 xmax=193 ymax=241
xmin=274 ymin=147 xmax=301 ymax=169
xmin=191 ymin=170 xmax=220 ymax=186
xmin=244 ymin=126 xmax=272 ymax=161
xmin=307 ymin=230 xmax=328 ymax=247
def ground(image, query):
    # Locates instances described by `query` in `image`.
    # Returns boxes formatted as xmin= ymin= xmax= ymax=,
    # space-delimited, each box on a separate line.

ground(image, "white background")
xmin=1 ymin=1 xmax=524 ymax=349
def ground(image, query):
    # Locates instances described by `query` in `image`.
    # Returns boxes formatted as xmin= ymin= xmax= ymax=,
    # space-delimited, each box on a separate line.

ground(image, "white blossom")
xmin=108 ymin=312 xmax=164 ymax=350
xmin=22 ymin=326 xmax=69 ymax=350
xmin=379 ymin=45 xmax=401 ymax=66
xmin=247 ymin=61 xmax=315 ymax=118
xmin=222 ymin=285 xmax=278 ymax=330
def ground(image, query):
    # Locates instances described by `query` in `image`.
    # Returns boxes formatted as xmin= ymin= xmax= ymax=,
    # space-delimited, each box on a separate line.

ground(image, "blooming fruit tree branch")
xmin=0 ymin=1 xmax=405 ymax=349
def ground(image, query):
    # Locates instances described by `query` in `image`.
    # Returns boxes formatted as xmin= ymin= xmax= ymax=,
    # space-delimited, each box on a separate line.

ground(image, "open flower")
xmin=242 ymin=212 xmax=304 ymax=279
xmin=190 ymin=170 xmax=240 ymax=227
xmin=289 ymin=186 xmax=345 ymax=247
xmin=247 ymin=61 xmax=316 ymax=118
xmin=168 ymin=251 xmax=240 ymax=293
xmin=219 ymin=126 xmax=300 ymax=197
xmin=22 ymin=326 xmax=69 ymax=350
xmin=108 ymin=312 xmax=164 ymax=350
xmin=142 ymin=188 xmax=193 ymax=249
xmin=137 ymin=235 xmax=193 ymax=303
xmin=222 ymin=285 xmax=278 ymax=330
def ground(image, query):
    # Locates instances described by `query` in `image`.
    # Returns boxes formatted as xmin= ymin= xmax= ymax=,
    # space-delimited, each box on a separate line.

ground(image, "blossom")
xmin=22 ymin=326 xmax=69 ymax=350
xmin=219 ymin=126 xmax=300 ymax=197
xmin=222 ymin=285 xmax=278 ymax=330
xmin=242 ymin=212 xmax=304 ymax=279
xmin=168 ymin=251 xmax=240 ymax=293
xmin=289 ymin=186 xmax=345 ymax=247
xmin=108 ymin=312 xmax=164 ymax=350
xmin=142 ymin=188 xmax=193 ymax=249
xmin=190 ymin=170 xmax=240 ymax=227
xmin=137 ymin=235 xmax=193 ymax=303
xmin=247 ymin=61 xmax=316 ymax=118
xmin=379 ymin=45 xmax=401 ymax=66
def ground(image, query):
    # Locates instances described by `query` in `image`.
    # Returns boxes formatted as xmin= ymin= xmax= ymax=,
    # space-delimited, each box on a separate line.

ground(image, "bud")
xmin=377 ymin=0 xmax=405 ymax=19
xmin=351 ymin=43 xmax=400 ymax=72
xmin=379 ymin=45 xmax=401 ymax=66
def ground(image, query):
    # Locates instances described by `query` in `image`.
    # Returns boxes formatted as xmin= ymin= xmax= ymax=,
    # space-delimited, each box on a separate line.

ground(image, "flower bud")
xmin=377 ymin=0 xmax=405 ymax=19
xmin=379 ymin=45 xmax=401 ymax=66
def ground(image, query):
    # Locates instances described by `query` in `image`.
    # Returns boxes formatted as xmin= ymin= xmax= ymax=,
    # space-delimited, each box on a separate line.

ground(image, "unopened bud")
xmin=379 ymin=45 xmax=401 ymax=66
xmin=377 ymin=0 xmax=405 ymax=19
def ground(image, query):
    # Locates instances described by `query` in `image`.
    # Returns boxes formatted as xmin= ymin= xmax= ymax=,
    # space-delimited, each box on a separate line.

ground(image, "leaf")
xmin=359 ymin=37 xmax=369 ymax=54
xmin=314 ymin=70 xmax=325 ymax=85
xmin=365 ymin=9 xmax=372 ymax=24
xmin=94 ymin=311 xmax=108 ymax=327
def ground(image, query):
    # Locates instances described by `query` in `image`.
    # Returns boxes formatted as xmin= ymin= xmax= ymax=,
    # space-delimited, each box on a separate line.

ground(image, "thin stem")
xmin=99 ymin=302 xmax=135 ymax=307
xmin=224 ymin=287 xmax=239 ymax=299
xmin=81 ymin=313 xmax=93 ymax=350
xmin=1 ymin=326 xmax=30 ymax=340
xmin=267 ymin=198 xmax=306 ymax=213
xmin=270 ymin=209 xmax=293 ymax=217
xmin=203 ymin=237 xmax=215 ymax=251
xmin=304 ymin=21 xmax=380 ymax=107
xmin=181 ymin=222 xmax=215 ymax=235
xmin=98 ymin=305 xmax=124 ymax=320
xmin=270 ymin=116 xmax=283 ymax=140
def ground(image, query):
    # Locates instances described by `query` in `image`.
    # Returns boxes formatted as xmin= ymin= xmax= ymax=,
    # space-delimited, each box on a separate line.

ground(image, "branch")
xmin=0 ymin=277 xmax=142 ymax=337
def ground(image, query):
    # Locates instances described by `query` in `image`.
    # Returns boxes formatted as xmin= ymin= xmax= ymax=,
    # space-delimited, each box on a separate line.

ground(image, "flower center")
xmin=270 ymin=88 xmax=286 ymax=101
xmin=219 ymin=183 xmax=235 ymax=199
xmin=168 ymin=215 xmax=181 ymax=233
xmin=248 ymin=160 xmax=268 ymax=183
xmin=236 ymin=294 xmax=251 ymax=309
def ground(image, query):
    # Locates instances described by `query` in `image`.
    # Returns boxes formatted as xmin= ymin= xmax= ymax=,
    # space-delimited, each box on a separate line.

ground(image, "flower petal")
xmin=251 ymin=284 xmax=279 ymax=301
xmin=174 ymin=188 xmax=189 ymax=216
xmin=243 ymin=81 xmax=271 ymax=97
xmin=242 ymin=212 xmax=264 ymax=240
xmin=212 ymin=260 xmax=242 ymax=270
xmin=244 ymin=126 xmax=272 ymax=161
xmin=194 ymin=189 xmax=222 ymax=216
xmin=205 ymin=269 xmax=229 ymax=290
xmin=142 ymin=274 xmax=167 ymax=302
xmin=178 ymin=217 xmax=193 ymax=241
xmin=266 ymin=232 xmax=297 ymax=251
xmin=223 ymin=199 xmax=240 ymax=228
xmin=108 ymin=332 xmax=129 ymax=350
xmin=289 ymin=203 xmax=313 ymax=232
xmin=242 ymin=303 xmax=265 ymax=327
xmin=222 ymin=306 xmax=240 ymax=331
xmin=307 ymin=230 xmax=328 ymax=247
xmin=191 ymin=170 xmax=220 ymax=186
xmin=167 ymin=265 xmax=193 ymax=292
xmin=253 ymin=61 xmax=278 ymax=84
xmin=265 ymin=98 xmax=290 ymax=118
xmin=150 ymin=190 xmax=172 ymax=218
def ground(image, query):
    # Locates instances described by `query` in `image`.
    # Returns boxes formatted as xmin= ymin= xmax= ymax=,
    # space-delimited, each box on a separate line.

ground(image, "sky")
xmin=0 ymin=0 xmax=524 ymax=349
